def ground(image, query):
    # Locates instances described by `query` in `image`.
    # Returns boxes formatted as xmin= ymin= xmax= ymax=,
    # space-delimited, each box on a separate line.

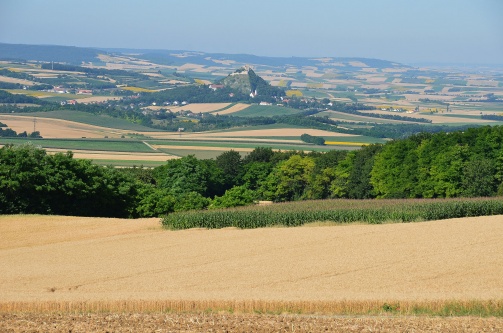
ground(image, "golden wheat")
xmin=1 ymin=299 xmax=502 ymax=316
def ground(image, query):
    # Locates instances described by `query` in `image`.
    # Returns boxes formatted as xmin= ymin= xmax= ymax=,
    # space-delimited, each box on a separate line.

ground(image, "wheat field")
xmin=1 ymin=214 xmax=502 ymax=330
xmin=1 ymin=214 xmax=502 ymax=305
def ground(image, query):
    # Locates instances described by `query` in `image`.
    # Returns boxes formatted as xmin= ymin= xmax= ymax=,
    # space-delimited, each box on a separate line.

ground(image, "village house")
xmin=209 ymin=84 xmax=224 ymax=91
xmin=52 ymin=86 xmax=68 ymax=94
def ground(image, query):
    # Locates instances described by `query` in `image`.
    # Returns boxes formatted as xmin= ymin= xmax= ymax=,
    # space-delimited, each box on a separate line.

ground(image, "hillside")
xmin=138 ymin=66 xmax=285 ymax=106
xmin=0 ymin=43 xmax=102 ymax=64
xmin=127 ymin=49 xmax=403 ymax=70
xmin=221 ymin=65 xmax=285 ymax=98
xmin=0 ymin=42 xmax=403 ymax=70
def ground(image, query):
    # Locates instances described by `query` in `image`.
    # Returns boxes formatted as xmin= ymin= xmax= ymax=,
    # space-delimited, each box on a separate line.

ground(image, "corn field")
xmin=162 ymin=197 xmax=503 ymax=229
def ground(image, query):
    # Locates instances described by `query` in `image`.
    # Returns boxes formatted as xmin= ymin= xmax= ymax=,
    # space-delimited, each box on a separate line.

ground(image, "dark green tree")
xmin=215 ymin=150 xmax=242 ymax=188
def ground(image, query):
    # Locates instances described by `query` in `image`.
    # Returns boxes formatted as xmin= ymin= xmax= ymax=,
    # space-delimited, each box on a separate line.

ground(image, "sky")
xmin=1 ymin=0 xmax=502 ymax=65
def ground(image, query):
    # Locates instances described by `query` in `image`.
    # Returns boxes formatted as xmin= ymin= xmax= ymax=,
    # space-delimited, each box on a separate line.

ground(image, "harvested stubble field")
xmin=1 ymin=312 xmax=502 ymax=332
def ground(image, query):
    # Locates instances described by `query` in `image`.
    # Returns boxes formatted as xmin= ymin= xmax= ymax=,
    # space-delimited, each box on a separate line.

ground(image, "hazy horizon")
xmin=1 ymin=0 xmax=502 ymax=66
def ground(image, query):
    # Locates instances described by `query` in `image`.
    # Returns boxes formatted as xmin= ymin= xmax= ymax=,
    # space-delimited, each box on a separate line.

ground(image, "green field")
xmin=0 ymin=137 xmax=155 ymax=152
xmin=150 ymin=139 xmax=315 ymax=150
xmin=13 ymin=110 xmax=158 ymax=131
xmin=318 ymin=110 xmax=406 ymax=124
xmin=232 ymin=135 xmax=386 ymax=144
xmin=191 ymin=123 xmax=308 ymax=134
xmin=231 ymin=105 xmax=302 ymax=117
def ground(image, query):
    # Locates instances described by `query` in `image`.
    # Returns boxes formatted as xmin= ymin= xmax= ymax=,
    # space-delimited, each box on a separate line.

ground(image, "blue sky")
xmin=1 ymin=0 xmax=502 ymax=65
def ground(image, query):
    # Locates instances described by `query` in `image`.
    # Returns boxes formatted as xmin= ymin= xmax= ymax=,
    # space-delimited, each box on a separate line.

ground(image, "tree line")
xmin=2 ymin=125 xmax=503 ymax=218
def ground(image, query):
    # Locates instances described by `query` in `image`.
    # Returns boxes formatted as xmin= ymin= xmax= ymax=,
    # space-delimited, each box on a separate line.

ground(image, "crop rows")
xmin=162 ymin=197 xmax=503 ymax=229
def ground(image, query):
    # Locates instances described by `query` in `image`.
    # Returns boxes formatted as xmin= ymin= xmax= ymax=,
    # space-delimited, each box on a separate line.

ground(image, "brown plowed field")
xmin=1 ymin=215 xmax=502 ymax=331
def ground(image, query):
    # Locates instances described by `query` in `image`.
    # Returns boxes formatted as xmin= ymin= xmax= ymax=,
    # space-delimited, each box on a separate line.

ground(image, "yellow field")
xmin=1 ymin=215 xmax=503 ymax=330
xmin=286 ymin=89 xmax=303 ymax=97
xmin=194 ymin=78 xmax=210 ymax=85
xmin=120 ymin=86 xmax=158 ymax=93
xmin=213 ymin=102 xmax=250 ymax=115
xmin=1 ymin=214 xmax=502 ymax=307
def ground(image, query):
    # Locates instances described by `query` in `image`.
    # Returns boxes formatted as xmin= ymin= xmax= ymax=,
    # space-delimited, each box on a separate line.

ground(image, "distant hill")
xmin=0 ymin=42 xmax=406 ymax=70
xmin=221 ymin=66 xmax=285 ymax=97
xmin=137 ymin=66 xmax=284 ymax=104
xmin=128 ymin=50 xmax=403 ymax=70
xmin=0 ymin=43 xmax=102 ymax=64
